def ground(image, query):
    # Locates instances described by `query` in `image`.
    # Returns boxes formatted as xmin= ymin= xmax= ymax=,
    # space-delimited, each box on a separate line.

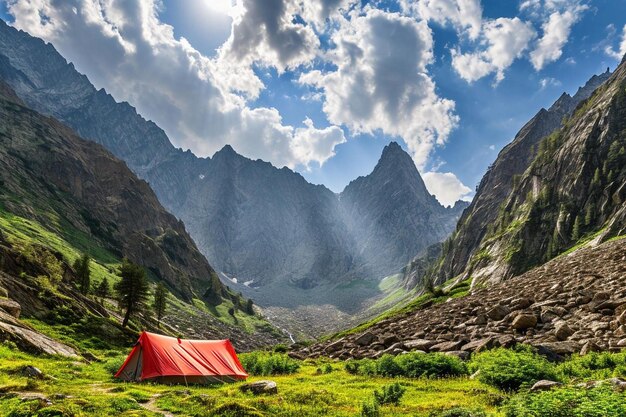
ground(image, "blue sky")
xmin=2 ymin=0 xmax=626 ymax=205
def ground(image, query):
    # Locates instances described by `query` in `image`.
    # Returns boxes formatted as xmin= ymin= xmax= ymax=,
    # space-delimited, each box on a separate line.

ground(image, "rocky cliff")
xmin=0 ymin=81 xmax=222 ymax=301
xmin=0 ymin=20 xmax=464 ymax=308
xmin=405 ymin=66 xmax=616 ymax=289
xmin=340 ymin=142 xmax=467 ymax=279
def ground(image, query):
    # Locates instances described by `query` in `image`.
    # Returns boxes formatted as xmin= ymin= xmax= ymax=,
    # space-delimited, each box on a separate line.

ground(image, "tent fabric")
xmin=115 ymin=331 xmax=248 ymax=383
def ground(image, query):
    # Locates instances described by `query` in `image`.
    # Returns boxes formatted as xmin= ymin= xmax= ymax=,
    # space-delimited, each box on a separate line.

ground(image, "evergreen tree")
xmin=153 ymin=282 xmax=167 ymax=327
xmin=584 ymin=203 xmax=594 ymax=226
xmin=115 ymin=259 xmax=149 ymax=328
xmin=571 ymin=215 xmax=581 ymax=242
xmin=73 ymin=254 xmax=91 ymax=295
xmin=95 ymin=277 xmax=110 ymax=303
xmin=592 ymin=167 xmax=601 ymax=185
xmin=244 ymin=298 xmax=254 ymax=315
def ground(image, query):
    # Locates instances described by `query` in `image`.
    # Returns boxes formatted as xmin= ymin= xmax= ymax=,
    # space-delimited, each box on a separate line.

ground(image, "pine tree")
xmin=153 ymin=282 xmax=167 ymax=327
xmin=571 ymin=215 xmax=581 ymax=242
xmin=95 ymin=277 xmax=110 ymax=303
xmin=244 ymin=298 xmax=254 ymax=315
xmin=73 ymin=254 xmax=91 ymax=295
xmin=115 ymin=259 xmax=149 ymax=328
xmin=584 ymin=203 xmax=594 ymax=226
xmin=592 ymin=167 xmax=601 ymax=185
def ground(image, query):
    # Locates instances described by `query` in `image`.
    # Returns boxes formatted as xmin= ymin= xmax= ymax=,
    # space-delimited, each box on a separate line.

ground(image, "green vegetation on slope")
xmin=2 ymin=343 xmax=626 ymax=416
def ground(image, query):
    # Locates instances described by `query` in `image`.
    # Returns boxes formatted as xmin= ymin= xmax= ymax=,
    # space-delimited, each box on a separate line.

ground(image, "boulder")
xmin=555 ymin=323 xmax=574 ymax=341
xmin=0 ymin=298 xmax=21 ymax=318
xmin=404 ymin=339 xmax=436 ymax=352
xmin=430 ymin=340 xmax=465 ymax=352
xmin=239 ymin=380 xmax=278 ymax=395
xmin=512 ymin=314 xmax=537 ymax=330
xmin=580 ymin=341 xmax=601 ymax=355
xmin=538 ymin=341 xmax=580 ymax=355
xmin=487 ymin=305 xmax=509 ymax=321
xmin=530 ymin=380 xmax=562 ymax=392
xmin=21 ymin=365 xmax=44 ymax=379
xmin=354 ymin=331 xmax=376 ymax=346
xmin=461 ymin=338 xmax=495 ymax=352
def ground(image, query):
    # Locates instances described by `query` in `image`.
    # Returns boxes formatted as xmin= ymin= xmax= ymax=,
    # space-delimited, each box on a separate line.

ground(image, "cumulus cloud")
xmin=451 ymin=17 xmax=536 ymax=83
xmin=605 ymin=24 xmax=626 ymax=61
xmin=539 ymin=77 xmax=562 ymax=89
xmin=220 ymin=0 xmax=318 ymax=72
xmin=299 ymin=8 xmax=458 ymax=168
xmin=529 ymin=6 xmax=586 ymax=70
xmin=402 ymin=0 xmax=483 ymax=40
xmin=7 ymin=0 xmax=344 ymax=169
xmin=422 ymin=171 xmax=472 ymax=207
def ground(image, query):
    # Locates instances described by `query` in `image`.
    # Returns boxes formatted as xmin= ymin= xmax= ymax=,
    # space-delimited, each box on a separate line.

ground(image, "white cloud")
xmin=6 ymin=0 xmax=344 ymax=169
xmin=219 ymin=0 xmax=319 ymax=72
xmin=299 ymin=8 xmax=458 ymax=168
xmin=422 ymin=171 xmax=472 ymax=207
xmin=539 ymin=77 xmax=562 ymax=89
xmin=451 ymin=17 xmax=536 ymax=83
xmin=605 ymin=24 xmax=626 ymax=61
xmin=402 ymin=0 xmax=483 ymax=40
xmin=529 ymin=5 xmax=587 ymax=70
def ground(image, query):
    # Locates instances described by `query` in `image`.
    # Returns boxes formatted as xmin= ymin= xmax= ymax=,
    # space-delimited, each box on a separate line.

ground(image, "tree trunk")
xmin=122 ymin=306 xmax=131 ymax=328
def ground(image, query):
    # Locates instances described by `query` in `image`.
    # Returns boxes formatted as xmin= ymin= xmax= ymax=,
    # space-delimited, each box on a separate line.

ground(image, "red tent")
xmin=115 ymin=331 xmax=248 ymax=384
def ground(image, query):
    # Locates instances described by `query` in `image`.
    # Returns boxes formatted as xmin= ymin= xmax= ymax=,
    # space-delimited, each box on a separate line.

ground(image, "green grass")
xmin=0 ymin=209 xmax=121 ymax=288
xmin=3 ymin=343 xmax=626 ymax=417
xmin=0 ymin=344 xmax=504 ymax=417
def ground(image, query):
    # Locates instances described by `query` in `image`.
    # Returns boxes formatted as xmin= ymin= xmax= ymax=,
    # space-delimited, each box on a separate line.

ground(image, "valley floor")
xmin=2 ymin=344 xmax=626 ymax=417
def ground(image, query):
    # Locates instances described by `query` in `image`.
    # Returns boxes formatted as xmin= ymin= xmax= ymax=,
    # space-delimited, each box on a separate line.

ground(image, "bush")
xmin=345 ymin=352 xmax=468 ymax=379
xmin=361 ymin=399 xmax=381 ymax=417
xmin=396 ymin=352 xmax=468 ymax=378
xmin=239 ymin=352 xmax=300 ymax=376
xmin=373 ymin=382 xmax=406 ymax=405
xmin=429 ymin=408 xmax=487 ymax=417
xmin=504 ymin=386 xmax=626 ymax=417
xmin=376 ymin=355 xmax=404 ymax=377
xmin=557 ymin=351 xmax=626 ymax=380
xmin=470 ymin=346 xmax=559 ymax=391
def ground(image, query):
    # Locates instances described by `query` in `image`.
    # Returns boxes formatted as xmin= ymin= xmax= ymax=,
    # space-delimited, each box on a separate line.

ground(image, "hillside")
xmin=0 ymin=81 xmax=285 ymax=350
xmin=302 ymin=236 xmax=626 ymax=359
xmin=0 ymin=20 xmax=464 ymax=311
xmin=406 ymin=64 xmax=624 ymax=290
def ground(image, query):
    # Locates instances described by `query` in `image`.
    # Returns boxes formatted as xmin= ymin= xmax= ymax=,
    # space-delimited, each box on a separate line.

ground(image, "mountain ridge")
xmin=0 ymin=20 xmax=465 ymax=310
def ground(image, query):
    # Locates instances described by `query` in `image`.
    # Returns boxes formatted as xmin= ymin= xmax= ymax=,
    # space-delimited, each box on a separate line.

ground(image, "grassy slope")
xmin=0 ymin=209 xmax=278 ymax=340
xmin=0 ymin=345 xmax=503 ymax=417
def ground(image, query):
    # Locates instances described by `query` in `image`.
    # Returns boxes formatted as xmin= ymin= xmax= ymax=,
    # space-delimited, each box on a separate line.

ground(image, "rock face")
xmin=0 ymin=80 xmax=223 ymax=301
xmin=340 ymin=142 xmax=467 ymax=280
xmin=300 ymin=238 xmax=626 ymax=360
xmin=407 ymin=66 xmax=615 ymax=288
xmin=0 ymin=21 xmax=465 ymax=307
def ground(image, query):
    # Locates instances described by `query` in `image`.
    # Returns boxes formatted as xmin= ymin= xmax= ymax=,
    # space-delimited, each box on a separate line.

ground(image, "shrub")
xmin=273 ymin=344 xmax=288 ymax=353
xmin=429 ymin=408 xmax=487 ymax=417
xmin=361 ymin=399 xmax=381 ymax=417
xmin=345 ymin=352 xmax=468 ymax=379
xmin=376 ymin=354 xmax=404 ymax=377
xmin=373 ymin=382 xmax=406 ymax=405
xmin=557 ymin=351 xmax=626 ymax=380
xmin=395 ymin=352 xmax=468 ymax=378
xmin=239 ymin=352 xmax=300 ymax=375
xmin=470 ymin=346 xmax=559 ymax=391
xmin=504 ymin=386 xmax=626 ymax=417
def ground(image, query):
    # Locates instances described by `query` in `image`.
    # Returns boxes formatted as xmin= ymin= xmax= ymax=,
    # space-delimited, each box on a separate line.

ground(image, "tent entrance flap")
xmin=115 ymin=332 xmax=247 ymax=384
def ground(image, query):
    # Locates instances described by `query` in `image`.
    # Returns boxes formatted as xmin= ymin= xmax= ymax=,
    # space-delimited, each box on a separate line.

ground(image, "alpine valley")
xmin=0 ymin=5 xmax=626 ymax=417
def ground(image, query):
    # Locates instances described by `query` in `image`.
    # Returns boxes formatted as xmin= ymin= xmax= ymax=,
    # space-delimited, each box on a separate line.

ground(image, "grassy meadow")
xmin=2 ymin=342 xmax=626 ymax=417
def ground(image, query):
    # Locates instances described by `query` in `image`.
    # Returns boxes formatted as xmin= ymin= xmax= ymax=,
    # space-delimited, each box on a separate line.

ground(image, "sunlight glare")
xmin=205 ymin=0 xmax=233 ymax=14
